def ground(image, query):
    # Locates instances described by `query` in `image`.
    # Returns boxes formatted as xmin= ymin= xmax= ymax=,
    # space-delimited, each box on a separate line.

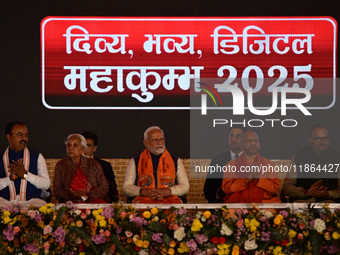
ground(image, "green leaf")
xmin=54 ymin=206 xmax=67 ymax=228
xmin=147 ymin=221 xmax=168 ymax=234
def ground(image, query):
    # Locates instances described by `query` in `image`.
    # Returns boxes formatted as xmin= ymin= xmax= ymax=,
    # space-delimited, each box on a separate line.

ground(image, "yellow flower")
xmin=108 ymin=218 xmax=115 ymax=225
xmin=273 ymin=246 xmax=284 ymax=255
xmin=273 ymin=215 xmax=282 ymax=225
xmin=4 ymin=217 xmax=12 ymax=224
xmin=99 ymin=219 xmax=107 ymax=228
xmin=168 ymin=248 xmax=175 ymax=254
xmin=150 ymin=208 xmax=159 ymax=215
xmin=332 ymin=232 xmax=340 ymax=240
xmin=135 ymin=239 xmax=143 ymax=247
xmin=39 ymin=205 xmax=48 ymax=214
xmin=169 ymin=240 xmax=176 ymax=248
xmin=92 ymin=209 xmax=103 ymax=218
xmin=232 ymin=246 xmax=239 ymax=255
xmin=217 ymin=243 xmax=230 ymax=255
xmin=191 ymin=219 xmax=203 ymax=232
xmin=143 ymin=211 xmax=151 ymax=219
xmin=203 ymin=211 xmax=211 ymax=219
xmin=178 ymin=242 xmax=190 ymax=253
xmin=2 ymin=211 xmax=10 ymax=217
xmin=303 ymin=230 xmax=309 ymax=237
xmin=288 ymin=229 xmax=297 ymax=240
xmin=76 ymin=220 xmax=83 ymax=227
xmin=143 ymin=240 xmax=150 ymax=248
xmin=249 ymin=219 xmax=260 ymax=232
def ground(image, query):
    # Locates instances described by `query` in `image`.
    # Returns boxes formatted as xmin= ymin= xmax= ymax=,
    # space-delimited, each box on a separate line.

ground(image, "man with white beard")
xmin=123 ymin=126 xmax=189 ymax=203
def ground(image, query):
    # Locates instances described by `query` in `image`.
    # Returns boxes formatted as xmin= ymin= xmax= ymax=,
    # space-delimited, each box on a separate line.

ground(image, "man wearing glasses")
xmin=0 ymin=121 xmax=50 ymax=204
xmin=283 ymin=124 xmax=340 ymax=202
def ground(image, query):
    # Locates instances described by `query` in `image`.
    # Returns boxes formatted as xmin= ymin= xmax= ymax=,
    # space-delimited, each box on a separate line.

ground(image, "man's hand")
xmin=8 ymin=159 xmax=27 ymax=178
xmin=244 ymin=178 xmax=253 ymax=187
xmin=141 ymin=188 xmax=172 ymax=201
xmin=9 ymin=173 xmax=18 ymax=181
xmin=305 ymin=180 xmax=329 ymax=197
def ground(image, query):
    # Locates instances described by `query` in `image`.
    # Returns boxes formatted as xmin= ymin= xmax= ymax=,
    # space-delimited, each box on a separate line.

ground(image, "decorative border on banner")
xmin=41 ymin=17 xmax=337 ymax=110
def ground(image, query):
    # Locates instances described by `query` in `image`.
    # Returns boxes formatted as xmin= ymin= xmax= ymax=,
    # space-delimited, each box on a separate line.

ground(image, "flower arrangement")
xmin=1 ymin=202 xmax=340 ymax=255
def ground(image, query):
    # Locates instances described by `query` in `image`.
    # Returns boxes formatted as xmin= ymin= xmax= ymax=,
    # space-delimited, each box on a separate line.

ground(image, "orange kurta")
xmin=222 ymin=153 xmax=280 ymax=203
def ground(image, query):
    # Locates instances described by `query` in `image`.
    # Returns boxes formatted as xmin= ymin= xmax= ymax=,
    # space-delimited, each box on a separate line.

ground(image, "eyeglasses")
xmin=311 ymin=136 xmax=329 ymax=142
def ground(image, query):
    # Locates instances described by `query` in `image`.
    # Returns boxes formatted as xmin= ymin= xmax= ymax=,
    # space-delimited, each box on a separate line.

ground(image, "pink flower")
xmin=299 ymin=223 xmax=305 ymax=230
xmin=13 ymin=226 xmax=20 ymax=234
xmin=125 ymin=230 xmax=133 ymax=238
xmin=80 ymin=213 xmax=87 ymax=219
xmin=173 ymin=224 xmax=179 ymax=231
xmin=44 ymin=225 xmax=53 ymax=235
xmin=59 ymin=241 xmax=66 ymax=247
xmin=121 ymin=211 xmax=127 ymax=217
xmin=43 ymin=241 xmax=50 ymax=250
xmin=104 ymin=230 xmax=111 ymax=237
xmin=28 ymin=210 xmax=37 ymax=219
xmin=236 ymin=219 xmax=244 ymax=228
xmin=297 ymin=233 xmax=304 ymax=240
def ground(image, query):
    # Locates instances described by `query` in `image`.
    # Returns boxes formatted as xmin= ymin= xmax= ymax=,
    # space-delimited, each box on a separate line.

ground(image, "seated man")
xmin=53 ymin=134 xmax=109 ymax=203
xmin=82 ymin=131 xmax=119 ymax=202
xmin=123 ymin=126 xmax=189 ymax=203
xmin=0 ymin=121 xmax=50 ymax=206
xmin=204 ymin=126 xmax=245 ymax=203
xmin=283 ymin=124 xmax=340 ymax=203
xmin=222 ymin=130 xmax=280 ymax=203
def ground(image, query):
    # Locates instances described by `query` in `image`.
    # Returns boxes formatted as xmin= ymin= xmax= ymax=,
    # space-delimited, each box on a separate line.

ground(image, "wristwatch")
xmin=23 ymin=172 xmax=28 ymax=179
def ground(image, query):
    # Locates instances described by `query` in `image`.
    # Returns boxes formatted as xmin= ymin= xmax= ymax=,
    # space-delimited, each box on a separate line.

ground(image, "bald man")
xmin=222 ymin=130 xmax=280 ymax=203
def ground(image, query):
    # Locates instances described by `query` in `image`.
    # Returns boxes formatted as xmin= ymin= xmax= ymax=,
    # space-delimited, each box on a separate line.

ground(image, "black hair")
xmin=81 ymin=131 xmax=99 ymax=146
xmin=5 ymin=121 xmax=26 ymax=135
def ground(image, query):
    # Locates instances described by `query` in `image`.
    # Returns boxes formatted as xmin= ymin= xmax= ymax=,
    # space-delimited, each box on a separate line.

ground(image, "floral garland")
xmin=0 ymin=202 xmax=340 ymax=255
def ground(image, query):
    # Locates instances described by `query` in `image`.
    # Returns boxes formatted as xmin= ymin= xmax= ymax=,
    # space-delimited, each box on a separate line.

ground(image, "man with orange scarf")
xmin=222 ymin=130 xmax=280 ymax=203
xmin=123 ymin=126 xmax=189 ymax=203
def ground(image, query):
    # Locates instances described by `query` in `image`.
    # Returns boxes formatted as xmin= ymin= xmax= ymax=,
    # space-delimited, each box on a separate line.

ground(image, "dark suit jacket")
xmin=203 ymin=150 xmax=231 ymax=203
xmin=95 ymin=157 xmax=119 ymax=202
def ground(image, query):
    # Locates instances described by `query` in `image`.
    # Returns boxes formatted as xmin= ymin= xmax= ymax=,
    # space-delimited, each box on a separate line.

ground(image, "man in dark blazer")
xmin=203 ymin=126 xmax=245 ymax=203
xmin=82 ymin=131 xmax=119 ymax=202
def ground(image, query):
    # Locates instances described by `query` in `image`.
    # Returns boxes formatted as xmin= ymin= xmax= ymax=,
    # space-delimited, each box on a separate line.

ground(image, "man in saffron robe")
xmin=53 ymin=134 xmax=109 ymax=203
xmin=222 ymin=130 xmax=280 ymax=203
xmin=0 ymin=121 xmax=50 ymax=205
xmin=123 ymin=126 xmax=189 ymax=203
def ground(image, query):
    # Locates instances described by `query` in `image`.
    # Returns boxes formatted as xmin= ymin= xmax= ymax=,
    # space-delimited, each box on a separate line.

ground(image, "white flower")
xmin=314 ymin=218 xmax=326 ymax=233
xmin=260 ymin=210 xmax=274 ymax=219
xmin=74 ymin=209 xmax=82 ymax=215
xmin=138 ymin=250 xmax=149 ymax=255
xmin=201 ymin=216 xmax=207 ymax=222
xmin=220 ymin=223 xmax=233 ymax=236
xmin=174 ymin=227 xmax=186 ymax=241
xmin=196 ymin=211 xmax=203 ymax=218
xmin=244 ymin=239 xmax=258 ymax=250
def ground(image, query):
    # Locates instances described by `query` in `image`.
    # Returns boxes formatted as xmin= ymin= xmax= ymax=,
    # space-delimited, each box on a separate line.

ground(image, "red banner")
xmin=41 ymin=17 xmax=337 ymax=109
